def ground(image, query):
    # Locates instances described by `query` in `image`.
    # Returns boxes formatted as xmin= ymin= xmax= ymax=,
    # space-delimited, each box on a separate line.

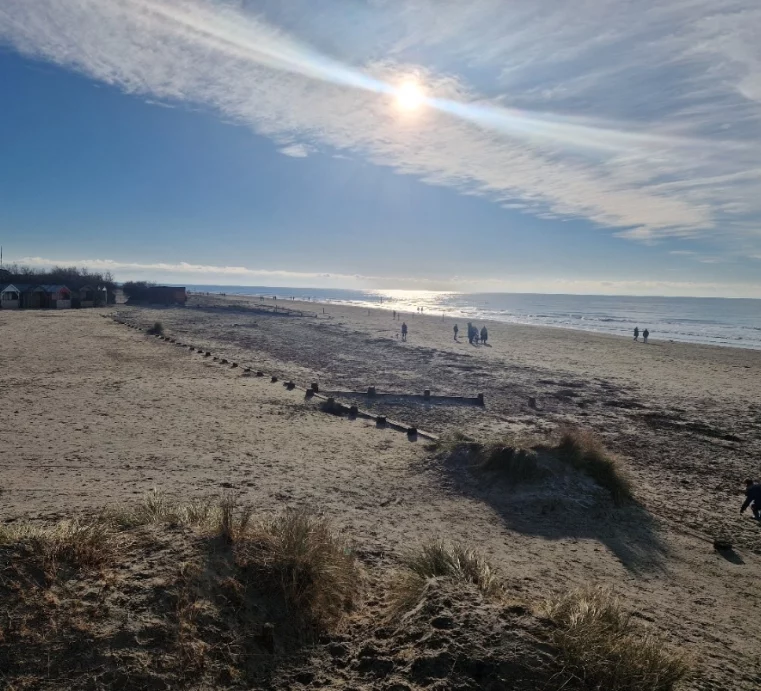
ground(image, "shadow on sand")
xmin=429 ymin=450 xmax=668 ymax=573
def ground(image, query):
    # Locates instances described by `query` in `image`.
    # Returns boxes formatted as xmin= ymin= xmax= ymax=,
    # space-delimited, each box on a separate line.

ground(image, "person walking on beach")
xmin=453 ymin=324 xmax=459 ymax=341
xmin=740 ymin=479 xmax=761 ymax=519
xmin=480 ymin=326 xmax=488 ymax=345
xmin=467 ymin=322 xmax=474 ymax=344
xmin=643 ymin=328 xmax=650 ymax=343
xmin=633 ymin=326 xmax=640 ymax=341
xmin=401 ymin=322 xmax=408 ymax=342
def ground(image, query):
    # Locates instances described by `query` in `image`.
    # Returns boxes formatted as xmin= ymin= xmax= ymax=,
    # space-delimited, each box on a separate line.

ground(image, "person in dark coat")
xmin=480 ymin=326 xmax=488 ymax=345
xmin=401 ymin=321 xmax=408 ymax=342
xmin=740 ymin=479 xmax=761 ymax=519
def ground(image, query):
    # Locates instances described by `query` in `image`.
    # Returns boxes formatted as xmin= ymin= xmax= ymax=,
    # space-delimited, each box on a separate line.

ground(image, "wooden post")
xmin=311 ymin=382 xmax=319 ymax=393
xmin=477 ymin=393 xmax=485 ymax=406
xmin=349 ymin=405 xmax=358 ymax=417
xmin=376 ymin=415 xmax=386 ymax=425
xmin=271 ymin=376 xmax=278 ymax=383
xmin=305 ymin=389 xmax=314 ymax=398
xmin=367 ymin=386 xmax=376 ymax=397
xmin=424 ymin=389 xmax=431 ymax=400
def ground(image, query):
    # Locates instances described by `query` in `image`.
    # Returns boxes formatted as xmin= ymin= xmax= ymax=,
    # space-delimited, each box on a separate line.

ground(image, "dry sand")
xmin=1 ymin=304 xmax=760 ymax=688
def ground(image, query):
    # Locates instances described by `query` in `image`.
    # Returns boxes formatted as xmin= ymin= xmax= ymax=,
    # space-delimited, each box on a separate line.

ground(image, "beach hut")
xmin=13 ymin=284 xmax=45 ymax=309
xmin=40 ymin=285 xmax=72 ymax=309
xmin=0 ymin=284 xmax=21 ymax=309
xmin=79 ymin=285 xmax=97 ymax=308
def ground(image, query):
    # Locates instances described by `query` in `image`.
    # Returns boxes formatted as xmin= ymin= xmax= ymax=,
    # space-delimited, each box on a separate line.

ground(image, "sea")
xmin=186 ymin=286 xmax=761 ymax=350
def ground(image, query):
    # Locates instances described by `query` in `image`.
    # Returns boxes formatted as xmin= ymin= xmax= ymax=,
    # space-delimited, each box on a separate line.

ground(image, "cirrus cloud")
xmin=1 ymin=0 xmax=760 ymax=253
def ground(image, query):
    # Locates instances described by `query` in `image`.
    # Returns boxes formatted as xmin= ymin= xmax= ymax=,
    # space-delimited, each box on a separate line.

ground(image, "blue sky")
xmin=1 ymin=1 xmax=760 ymax=297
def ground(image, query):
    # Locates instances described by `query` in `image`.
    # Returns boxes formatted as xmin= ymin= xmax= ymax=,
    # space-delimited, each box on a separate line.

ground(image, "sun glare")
xmin=396 ymin=80 xmax=425 ymax=111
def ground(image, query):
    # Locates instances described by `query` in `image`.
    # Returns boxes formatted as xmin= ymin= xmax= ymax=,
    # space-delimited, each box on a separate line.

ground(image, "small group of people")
xmin=452 ymin=322 xmax=488 ymax=345
xmin=633 ymin=326 xmax=650 ymax=343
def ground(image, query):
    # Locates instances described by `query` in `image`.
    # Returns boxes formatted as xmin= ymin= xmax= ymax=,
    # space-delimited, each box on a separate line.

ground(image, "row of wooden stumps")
xmin=107 ymin=315 xmax=438 ymax=440
xmin=304 ymin=383 xmax=433 ymax=439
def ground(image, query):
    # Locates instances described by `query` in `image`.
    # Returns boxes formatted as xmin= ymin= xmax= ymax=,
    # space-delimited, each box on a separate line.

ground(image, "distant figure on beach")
xmin=453 ymin=324 xmax=459 ymax=340
xmin=633 ymin=326 xmax=640 ymax=341
xmin=643 ymin=328 xmax=650 ymax=343
xmin=401 ymin=322 xmax=408 ymax=341
xmin=481 ymin=326 xmax=488 ymax=345
xmin=467 ymin=322 xmax=474 ymax=344
xmin=740 ymin=479 xmax=761 ymax=519
xmin=393 ymin=310 xmax=396 ymax=320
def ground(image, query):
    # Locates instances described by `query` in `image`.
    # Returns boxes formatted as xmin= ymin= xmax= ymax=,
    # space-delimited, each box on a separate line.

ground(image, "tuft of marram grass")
xmin=235 ymin=510 xmax=361 ymax=630
xmin=0 ymin=519 xmax=118 ymax=571
xmin=479 ymin=443 xmax=549 ymax=483
xmin=390 ymin=541 xmax=501 ymax=617
xmin=545 ymin=587 xmax=689 ymax=691
xmin=103 ymin=489 xmax=220 ymax=530
xmin=556 ymin=428 xmax=634 ymax=504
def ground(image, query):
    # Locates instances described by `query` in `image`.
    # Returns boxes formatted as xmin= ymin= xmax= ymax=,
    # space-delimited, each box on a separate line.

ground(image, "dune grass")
xmin=556 ymin=428 xmax=634 ymax=504
xmin=107 ymin=491 xmax=360 ymax=631
xmin=390 ymin=541 xmax=501 ymax=617
xmin=429 ymin=425 xmax=634 ymax=502
xmin=103 ymin=489 xmax=220 ymax=530
xmin=147 ymin=321 xmax=164 ymax=335
xmin=545 ymin=587 xmax=689 ymax=691
xmin=479 ymin=443 xmax=549 ymax=483
xmin=235 ymin=510 xmax=362 ymax=630
xmin=0 ymin=519 xmax=118 ymax=572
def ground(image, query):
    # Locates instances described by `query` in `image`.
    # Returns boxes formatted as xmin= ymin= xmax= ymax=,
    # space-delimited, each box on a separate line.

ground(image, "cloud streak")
xmin=1 ymin=0 xmax=760 ymax=250
xmin=14 ymin=255 xmax=761 ymax=298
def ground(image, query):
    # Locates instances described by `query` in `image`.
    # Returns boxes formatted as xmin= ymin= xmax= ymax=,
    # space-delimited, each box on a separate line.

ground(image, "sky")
xmin=1 ymin=1 xmax=761 ymax=297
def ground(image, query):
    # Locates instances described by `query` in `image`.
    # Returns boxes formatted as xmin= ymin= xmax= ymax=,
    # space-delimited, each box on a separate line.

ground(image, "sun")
xmin=395 ymin=80 xmax=425 ymax=111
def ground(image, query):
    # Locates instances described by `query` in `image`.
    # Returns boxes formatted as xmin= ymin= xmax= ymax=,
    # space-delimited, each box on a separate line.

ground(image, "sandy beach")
xmin=2 ymin=303 xmax=760 ymax=689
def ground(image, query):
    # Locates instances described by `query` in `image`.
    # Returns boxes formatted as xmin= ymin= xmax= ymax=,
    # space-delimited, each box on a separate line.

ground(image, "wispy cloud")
xmin=14 ymin=255 xmax=761 ymax=298
xmin=1 ymin=0 xmax=760 ymax=251
xmin=278 ymin=143 xmax=311 ymax=158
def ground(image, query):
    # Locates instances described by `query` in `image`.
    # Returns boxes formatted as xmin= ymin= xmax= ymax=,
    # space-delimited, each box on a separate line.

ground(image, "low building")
xmin=40 ymin=285 xmax=72 ymax=309
xmin=127 ymin=285 xmax=187 ymax=306
xmin=16 ymin=284 xmax=46 ymax=309
xmin=150 ymin=286 xmax=187 ymax=305
xmin=0 ymin=283 xmax=21 ymax=309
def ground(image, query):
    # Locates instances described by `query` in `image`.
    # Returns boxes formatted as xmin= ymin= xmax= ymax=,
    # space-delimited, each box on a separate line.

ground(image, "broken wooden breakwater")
xmin=308 ymin=391 xmax=438 ymax=441
xmin=319 ymin=389 xmax=485 ymax=406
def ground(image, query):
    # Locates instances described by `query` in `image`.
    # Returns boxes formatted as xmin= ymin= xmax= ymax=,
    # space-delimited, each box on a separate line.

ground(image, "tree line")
xmin=1 ymin=264 xmax=117 ymax=295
